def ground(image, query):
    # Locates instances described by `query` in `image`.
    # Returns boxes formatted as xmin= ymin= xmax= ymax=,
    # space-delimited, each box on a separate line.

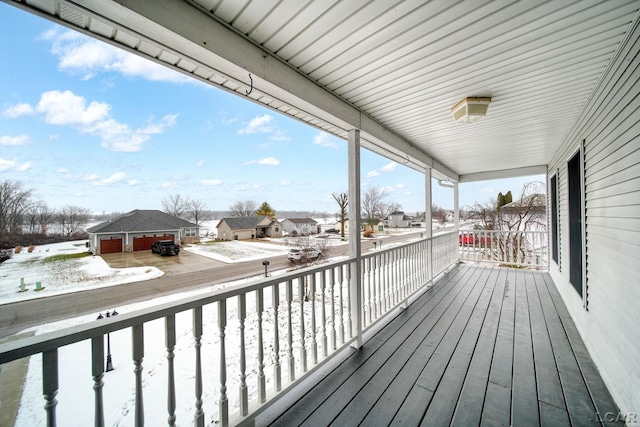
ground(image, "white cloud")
xmin=0 ymin=158 xmax=31 ymax=172
xmin=0 ymin=134 xmax=30 ymax=146
xmin=195 ymin=160 xmax=204 ymax=167
xmin=56 ymin=168 xmax=70 ymax=173
xmin=45 ymin=28 xmax=191 ymax=84
xmin=396 ymin=183 xmax=405 ymax=188
xmin=36 ymin=90 xmax=110 ymax=126
xmin=312 ymin=133 xmax=342 ymax=149
xmin=238 ymin=115 xmax=289 ymax=141
xmin=93 ymin=172 xmax=126 ymax=186
xmin=2 ymin=103 xmax=34 ymax=118
xmin=28 ymin=89 xmax=178 ymax=152
xmin=367 ymin=170 xmax=379 ymax=178
xmin=239 ymin=115 xmax=274 ymax=135
xmin=381 ymin=185 xmax=394 ymax=194
xmin=82 ymin=173 xmax=99 ymax=181
xmin=127 ymin=180 xmax=141 ymax=186
xmin=258 ymin=157 xmax=279 ymax=166
xmin=201 ymin=179 xmax=223 ymax=186
xmin=281 ymin=180 xmax=291 ymax=186
xmin=381 ymin=162 xmax=397 ymax=172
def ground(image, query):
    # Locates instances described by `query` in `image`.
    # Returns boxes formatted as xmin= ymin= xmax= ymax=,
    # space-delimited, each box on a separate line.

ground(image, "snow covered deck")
xmin=264 ymin=264 xmax=621 ymax=426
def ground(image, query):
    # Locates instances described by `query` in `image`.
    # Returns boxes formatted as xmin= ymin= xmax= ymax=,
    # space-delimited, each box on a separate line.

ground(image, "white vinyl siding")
xmin=547 ymin=18 xmax=640 ymax=415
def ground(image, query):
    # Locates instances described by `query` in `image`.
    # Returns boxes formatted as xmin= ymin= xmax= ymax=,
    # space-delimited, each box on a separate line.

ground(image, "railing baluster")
xmin=337 ymin=265 xmax=345 ymax=344
xmin=238 ymin=294 xmax=248 ymax=416
xmin=374 ymin=254 xmax=380 ymax=318
xmin=193 ymin=307 xmax=204 ymax=427
xmin=320 ymin=271 xmax=328 ymax=357
xmin=166 ymin=314 xmax=176 ymax=426
xmin=43 ymin=349 xmax=58 ymax=427
xmin=368 ymin=257 xmax=374 ymax=323
xmin=346 ymin=264 xmax=353 ymax=339
xmin=218 ymin=300 xmax=228 ymax=427
xmin=272 ymin=284 xmax=282 ymax=391
xmin=330 ymin=268 xmax=336 ymax=351
xmin=255 ymin=289 xmax=266 ymax=403
xmin=285 ymin=280 xmax=295 ymax=382
xmin=310 ymin=273 xmax=318 ymax=364
xmin=91 ymin=337 xmax=105 ymax=427
xmin=132 ymin=324 xmax=144 ymax=427
xmin=298 ymin=277 xmax=307 ymax=373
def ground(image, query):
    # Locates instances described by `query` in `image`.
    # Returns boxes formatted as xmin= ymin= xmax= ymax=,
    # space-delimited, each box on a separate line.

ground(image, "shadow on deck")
xmin=262 ymin=263 xmax=622 ymax=426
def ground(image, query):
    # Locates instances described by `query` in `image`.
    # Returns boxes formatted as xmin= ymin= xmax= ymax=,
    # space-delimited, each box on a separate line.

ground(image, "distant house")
xmin=499 ymin=193 xmax=547 ymax=232
xmin=216 ymin=216 xmax=281 ymax=241
xmin=334 ymin=218 xmax=385 ymax=233
xmin=280 ymin=218 xmax=319 ymax=236
xmin=386 ymin=211 xmax=411 ymax=228
xmin=87 ymin=209 xmax=199 ymax=255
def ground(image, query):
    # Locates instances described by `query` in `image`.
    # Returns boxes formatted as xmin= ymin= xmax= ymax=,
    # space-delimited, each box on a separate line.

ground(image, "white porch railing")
xmin=0 ymin=232 xmax=458 ymax=427
xmin=458 ymin=230 xmax=548 ymax=269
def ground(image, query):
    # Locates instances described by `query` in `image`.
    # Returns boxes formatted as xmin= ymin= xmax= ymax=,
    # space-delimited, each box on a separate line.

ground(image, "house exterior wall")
xmin=281 ymin=219 xmax=317 ymax=235
xmin=547 ymin=19 xmax=640 ymax=415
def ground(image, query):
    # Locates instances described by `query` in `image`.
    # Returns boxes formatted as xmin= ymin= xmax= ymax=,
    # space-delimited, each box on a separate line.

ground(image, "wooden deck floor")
xmin=265 ymin=263 xmax=623 ymax=427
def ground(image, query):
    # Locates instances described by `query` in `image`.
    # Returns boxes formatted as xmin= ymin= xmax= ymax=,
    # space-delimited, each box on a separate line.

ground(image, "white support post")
xmin=348 ymin=129 xmax=363 ymax=349
xmin=454 ymin=182 xmax=460 ymax=232
xmin=425 ymin=169 xmax=433 ymax=286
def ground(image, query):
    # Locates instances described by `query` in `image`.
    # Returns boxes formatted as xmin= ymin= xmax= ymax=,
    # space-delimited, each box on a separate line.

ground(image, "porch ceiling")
xmin=7 ymin=0 xmax=640 ymax=181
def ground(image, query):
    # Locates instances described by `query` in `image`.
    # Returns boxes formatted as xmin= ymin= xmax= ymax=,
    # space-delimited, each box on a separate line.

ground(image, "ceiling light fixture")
xmin=451 ymin=97 xmax=491 ymax=123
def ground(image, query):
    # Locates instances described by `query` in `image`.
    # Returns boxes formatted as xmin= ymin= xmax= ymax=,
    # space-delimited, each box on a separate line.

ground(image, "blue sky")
xmin=0 ymin=4 xmax=543 ymax=215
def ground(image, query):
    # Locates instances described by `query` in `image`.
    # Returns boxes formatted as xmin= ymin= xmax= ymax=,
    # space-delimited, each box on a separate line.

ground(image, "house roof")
xmin=87 ymin=210 xmax=198 ymax=233
xmin=218 ymin=216 xmax=273 ymax=230
xmin=501 ymin=194 xmax=547 ymax=211
xmin=283 ymin=218 xmax=318 ymax=224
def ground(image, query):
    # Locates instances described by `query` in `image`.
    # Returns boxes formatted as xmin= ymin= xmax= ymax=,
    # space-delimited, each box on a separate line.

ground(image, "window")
xmin=184 ymin=228 xmax=196 ymax=237
xmin=550 ymin=173 xmax=559 ymax=265
xmin=567 ymin=145 xmax=584 ymax=298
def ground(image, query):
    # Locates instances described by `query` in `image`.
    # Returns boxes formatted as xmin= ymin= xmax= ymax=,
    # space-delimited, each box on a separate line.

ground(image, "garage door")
xmin=133 ymin=234 xmax=175 ymax=251
xmin=100 ymin=238 xmax=122 ymax=254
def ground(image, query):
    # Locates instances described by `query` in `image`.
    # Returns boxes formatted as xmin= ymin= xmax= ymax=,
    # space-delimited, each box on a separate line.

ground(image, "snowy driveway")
xmin=100 ymin=249 xmax=224 ymax=275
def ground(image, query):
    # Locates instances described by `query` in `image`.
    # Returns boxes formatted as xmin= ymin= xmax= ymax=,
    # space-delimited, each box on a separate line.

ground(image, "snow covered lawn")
xmin=0 ymin=241 xmax=164 ymax=304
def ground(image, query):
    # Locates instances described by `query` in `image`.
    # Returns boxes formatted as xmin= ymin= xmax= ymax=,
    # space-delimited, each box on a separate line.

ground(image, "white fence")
xmin=458 ymin=230 xmax=548 ymax=269
xmin=0 ymin=232 xmax=459 ymax=427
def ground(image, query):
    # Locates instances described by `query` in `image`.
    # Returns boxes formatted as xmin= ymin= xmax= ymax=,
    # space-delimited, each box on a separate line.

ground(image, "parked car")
xmin=151 ymin=240 xmax=180 ymax=256
xmin=325 ymin=228 xmax=339 ymax=234
xmin=288 ymin=247 xmax=322 ymax=262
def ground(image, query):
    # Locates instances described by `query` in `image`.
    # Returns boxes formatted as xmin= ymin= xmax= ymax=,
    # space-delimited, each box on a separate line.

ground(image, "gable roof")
xmin=283 ymin=218 xmax=318 ymax=224
xmin=217 ymin=216 xmax=273 ymax=230
xmin=87 ymin=210 xmax=198 ymax=233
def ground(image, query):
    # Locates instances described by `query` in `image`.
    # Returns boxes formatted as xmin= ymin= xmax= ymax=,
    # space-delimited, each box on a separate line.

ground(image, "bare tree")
xmin=385 ymin=202 xmax=403 ymax=218
xmin=432 ymin=204 xmax=448 ymax=225
xmin=57 ymin=205 xmax=91 ymax=237
xmin=332 ymin=192 xmax=348 ymax=239
xmin=496 ymin=181 xmax=546 ymax=232
xmin=0 ymin=180 xmax=33 ymax=234
xmin=229 ymin=200 xmax=257 ymax=217
xmin=361 ymin=186 xmax=387 ymax=228
xmin=25 ymin=202 xmax=55 ymax=234
xmin=162 ymin=194 xmax=190 ymax=219
xmin=188 ymin=199 xmax=210 ymax=225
